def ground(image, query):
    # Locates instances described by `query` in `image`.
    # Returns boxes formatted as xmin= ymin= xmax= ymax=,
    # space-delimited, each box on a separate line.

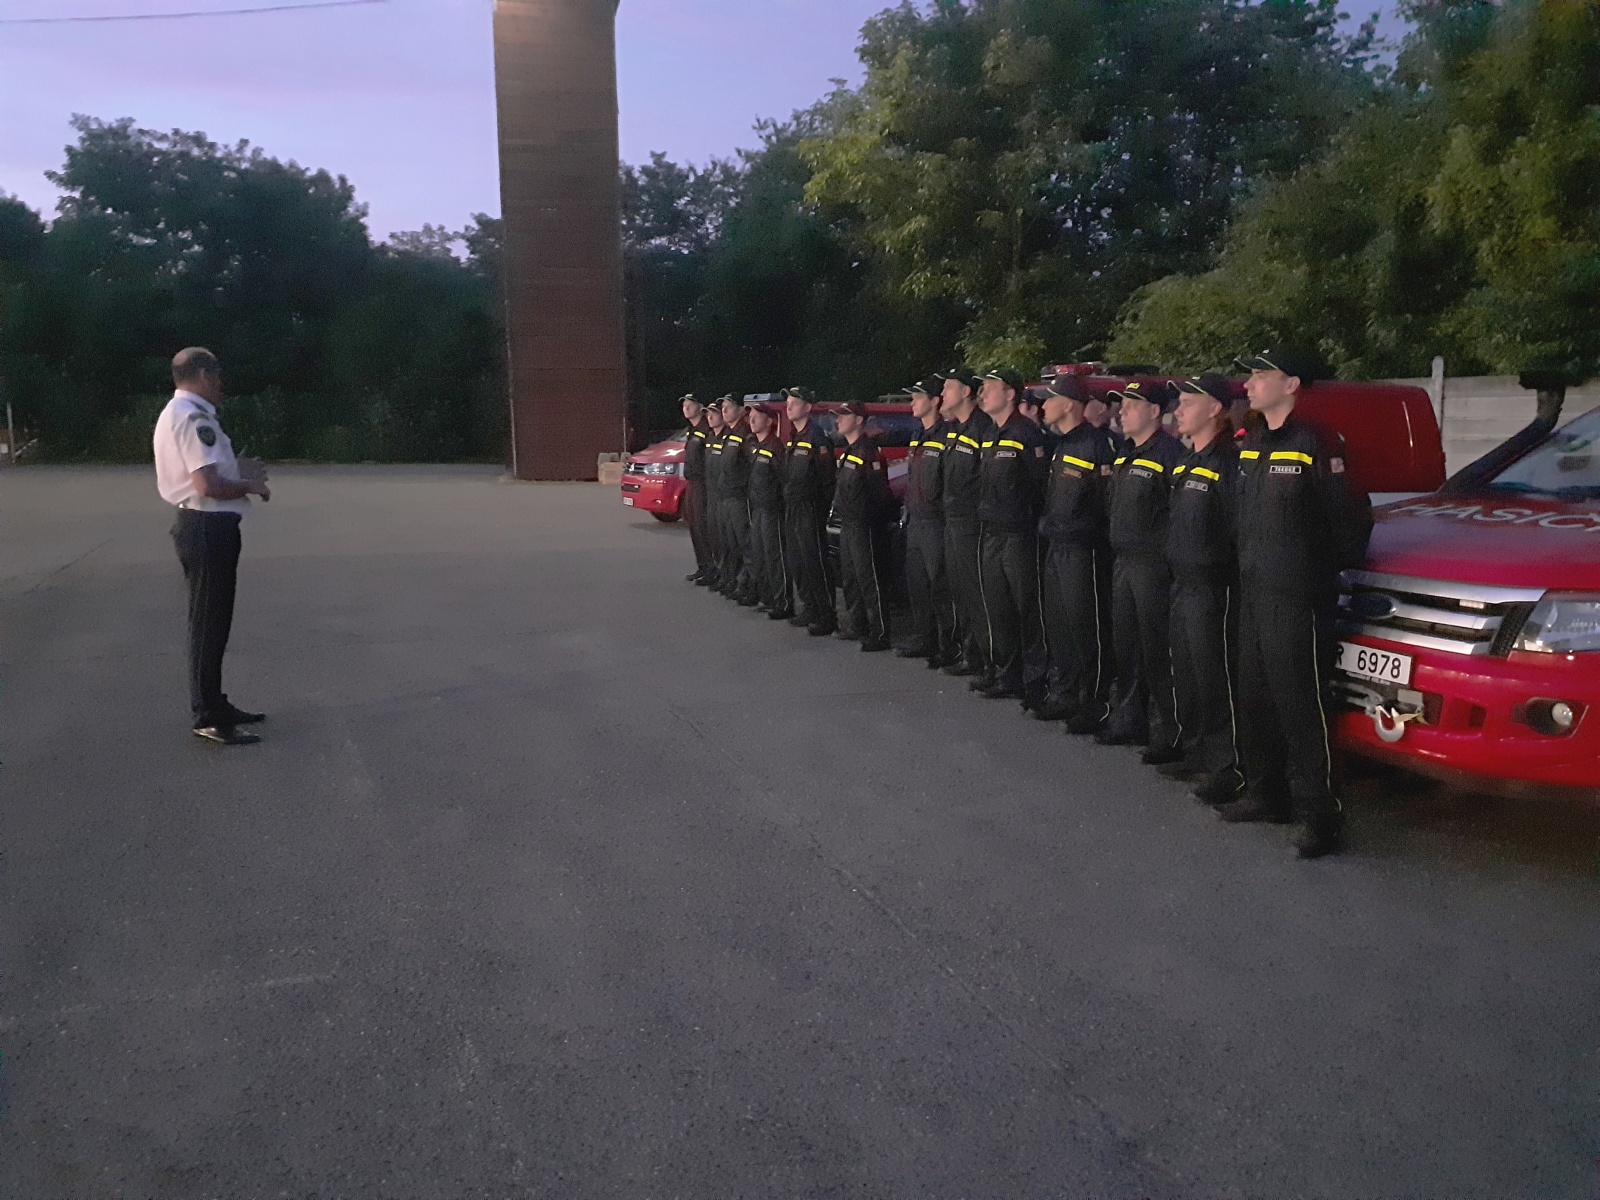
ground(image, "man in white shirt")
xmin=153 ymin=347 xmax=271 ymax=744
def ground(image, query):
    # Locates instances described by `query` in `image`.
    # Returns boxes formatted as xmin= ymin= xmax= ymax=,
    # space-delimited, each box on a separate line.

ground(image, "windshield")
xmin=1488 ymin=407 xmax=1600 ymax=498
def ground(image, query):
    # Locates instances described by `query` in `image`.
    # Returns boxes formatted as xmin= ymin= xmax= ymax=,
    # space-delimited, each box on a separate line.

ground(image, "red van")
xmin=1333 ymin=403 xmax=1600 ymax=797
xmin=620 ymin=430 xmax=688 ymax=521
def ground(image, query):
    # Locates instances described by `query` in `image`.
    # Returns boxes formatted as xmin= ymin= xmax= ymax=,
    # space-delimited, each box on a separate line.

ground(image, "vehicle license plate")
xmin=621 ymin=497 xmax=634 ymax=506
xmin=1336 ymin=641 xmax=1413 ymax=686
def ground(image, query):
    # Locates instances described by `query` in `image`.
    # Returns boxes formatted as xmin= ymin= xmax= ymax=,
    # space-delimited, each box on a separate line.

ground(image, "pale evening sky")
xmin=0 ymin=0 xmax=1400 ymax=240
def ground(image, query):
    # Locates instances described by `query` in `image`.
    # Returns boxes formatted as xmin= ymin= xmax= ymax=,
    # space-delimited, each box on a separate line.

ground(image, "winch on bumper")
xmin=1331 ymin=570 xmax=1600 ymax=796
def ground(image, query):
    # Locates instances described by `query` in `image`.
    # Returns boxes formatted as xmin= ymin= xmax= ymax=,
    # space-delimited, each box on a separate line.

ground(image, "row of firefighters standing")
xmin=674 ymin=350 xmax=1371 ymax=859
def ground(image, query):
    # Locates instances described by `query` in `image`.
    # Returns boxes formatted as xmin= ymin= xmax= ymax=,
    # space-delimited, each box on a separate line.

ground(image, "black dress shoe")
xmin=967 ymin=673 xmax=997 ymax=692
xmin=221 ymin=703 xmax=266 ymax=725
xmin=1216 ymin=793 xmax=1293 ymax=824
xmin=1065 ymin=711 xmax=1103 ymax=736
xmin=894 ymin=643 xmax=931 ymax=659
xmin=834 ymin=628 xmax=861 ymax=641
xmin=768 ymin=609 xmax=794 ymax=621
xmin=788 ymin=614 xmax=811 ymax=627
xmin=193 ymin=725 xmax=261 ymax=746
xmin=984 ymin=685 xmax=1025 ymax=700
xmin=859 ymin=638 xmax=891 ymax=653
xmin=1156 ymin=759 xmax=1197 ymax=780
xmin=1296 ymin=816 xmax=1344 ymax=859
xmin=1191 ymin=773 xmax=1242 ymax=806
xmin=686 ymin=571 xmax=704 ymax=583
xmin=1032 ymin=699 xmax=1076 ymax=722
xmin=1140 ymin=743 xmax=1186 ymax=767
xmin=943 ymin=660 xmax=982 ymax=678
xmin=807 ymin=622 xmax=838 ymax=637
xmin=737 ymin=596 xmax=760 ymax=608
xmin=1094 ymin=727 xmax=1144 ymax=747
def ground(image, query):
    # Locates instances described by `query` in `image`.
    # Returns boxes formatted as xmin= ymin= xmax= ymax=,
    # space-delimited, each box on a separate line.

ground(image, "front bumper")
xmin=1334 ymin=636 xmax=1600 ymax=797
xmin=620 ymin=477 xmax=683 ymax=516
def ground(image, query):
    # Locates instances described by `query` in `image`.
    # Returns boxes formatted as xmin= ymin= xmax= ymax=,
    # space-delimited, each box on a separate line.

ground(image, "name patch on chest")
xmin=1184 ymin=479 xmax=1210 ymax=492
xmin=1269 ymin=463 xmax=1302 ymax=475
xmin=1130 ymin=468 xmax=1153 ymax=479
xmin=995 ymin=450 xmax=1017 ymax=460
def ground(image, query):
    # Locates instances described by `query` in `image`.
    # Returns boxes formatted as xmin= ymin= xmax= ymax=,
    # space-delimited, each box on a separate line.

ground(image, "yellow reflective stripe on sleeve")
xmin=1190 ymin=466 xmax=1221 ymax=481
xmin=796 ymin=441 xmax=812 ymax=449
xmin=757 ymin=448 xmax=774 ymax=458
xmin=981 ymin=440 xmax=996 ymax=449
xmin=1270 ymin=450 xmax=1314 ymax=465
xmin=1132 ymin=458 xmax=1165 ymax=473
xmin=845 ymin=454 xmax=864 ymax=465
xmin=1115 ymin=456 xmax=1128 ymax=466
xmin=998 ymin=438 xmax=1025 ymax=450
xmin=957 ymin=434 xmax=980 ymax=448
xmin=1173 ymin=465 xmax=1187 ymax=475
xmin=1239 ymin=449 xmax=1261 ymax=460
xmin=1059 ymin=454 xmax=1094 ymax=470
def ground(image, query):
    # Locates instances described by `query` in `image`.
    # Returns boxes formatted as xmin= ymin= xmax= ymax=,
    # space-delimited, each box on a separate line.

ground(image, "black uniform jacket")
xmin=905 ymin=420 xmax=948 ymax=523
xmin=833 ymin=436 xmax=896 ymax=525
xmin=717 ymin=419 xmax=754 ymax=501
xmin=977 ymin=410 xmax=1050 ymax=533
xmin=1109 ymin=428 xmax=1185 ymax=558
xmin=684 ymin=417 xmax=711 ymax=484
xmin=1236 ymin=411 xmax=1372 ymax=597
xmin=705 ymin=426 xmax=726 ymax=494
xmin=783 ymin=418 xmax=837 ymax=510
xmin=1167 ymin=436 xmax=1239 ymax=581
xmin=747 ymin=432 xmax=786 ymax=513
xmin=1039 ymin=421 xmax=1117 ymax=544
xmin=941 ymin=409 xmax=996 ymax=522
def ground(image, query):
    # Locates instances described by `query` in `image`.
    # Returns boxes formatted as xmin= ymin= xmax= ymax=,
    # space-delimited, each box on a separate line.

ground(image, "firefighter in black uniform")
xmin=681 ymin=395 xmax=715 ymax=585
xmin=973 ymin=369 xmax=1050 ymax=703
xmin=714 ymin=395 xmax=755 ymax=602
xmin=780 ymin=386 xmax=839 ymax=636
xmin=1036 ymin=373 xmax=1118 ymax=729
xmin=1222 ymin=349 xmax=1372 ymax=859
xmin=832 ymin=401 xmax=897 ymax=651
xmin=938 ymin=370 xmax=996 ymax=679
xmin=1100 ymin=380 xmax=1185 ymax=760
xmin=745 ymin=402 xmax=791 ymax=619
xmin=898 ymin=379 xmax=954 ymax=668
xmin=1165 ymin=377 xmax=1244 ymax=805
xmin=702 ymin=401 xmax=727 ymax=586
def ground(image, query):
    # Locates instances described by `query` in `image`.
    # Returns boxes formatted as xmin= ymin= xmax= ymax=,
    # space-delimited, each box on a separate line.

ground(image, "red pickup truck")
xmin=1333 ymin=402 xmax=1600 ymax=798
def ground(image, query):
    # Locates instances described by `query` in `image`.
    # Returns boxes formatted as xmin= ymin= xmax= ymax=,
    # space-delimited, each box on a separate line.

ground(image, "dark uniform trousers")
xmin=715 ymin=497 xmax=751 ymax=594
xmin=683 ymin=480 xmax=712 ymax=575
xmin=172 ymin=509 xmax=242 ymax=729
xmin=1044 ymin=539 xmax=1112 ymax=718
xmin=1235 ymin=588 xmax=1339 ymax=818
xmin=747 ymin=507 xmax=789 ymax=614
xmin=839 ymin=520 xmax=891 ymax=643
xmin=1107 ymin=553 xmax=1180 ymax=748
xmin=979 ymin=527 xmax=1047 ymax=693
xmin=784 ymin=500 xmax=835 ymax=628
xmin=905 ymin=519 xmax=953 ymax=657
xmin=944 ymin=516 xmax=987 ymax=669
xmin=1169 ymin=574 xmax=1242 ymax=783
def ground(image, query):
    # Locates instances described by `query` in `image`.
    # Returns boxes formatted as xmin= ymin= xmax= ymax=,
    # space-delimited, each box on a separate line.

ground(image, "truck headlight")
xmin=1515 ymin=593 xmax=1600 ymax=653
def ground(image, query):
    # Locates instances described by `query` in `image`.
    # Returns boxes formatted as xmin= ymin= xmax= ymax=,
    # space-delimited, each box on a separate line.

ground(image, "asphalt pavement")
xmin=2 ymin=465 xmax=1596 ymax=1198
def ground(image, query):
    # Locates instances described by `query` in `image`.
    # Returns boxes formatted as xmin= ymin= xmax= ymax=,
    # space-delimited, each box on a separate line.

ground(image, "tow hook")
xmin=1373 ymin=706 xmax=1422 ymax=744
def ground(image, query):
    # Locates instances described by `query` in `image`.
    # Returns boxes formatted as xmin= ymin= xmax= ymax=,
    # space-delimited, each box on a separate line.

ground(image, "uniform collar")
xmin=175 ymin=389 xmax=216 ymax=417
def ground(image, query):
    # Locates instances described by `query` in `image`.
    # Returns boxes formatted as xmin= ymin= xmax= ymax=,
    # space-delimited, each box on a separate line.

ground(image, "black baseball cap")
xmin=679 ymin=393 xmax=703 ymax=407
xmin=1045 ymin=374 xmax=1088 ymax=403
xmin=1171 ymin=376 xmax=1233 ymax=405
xmin=1106 ymin=380 xmax=1175 ymax=412
xmin=935 ymin=368 xmax=980 ymax=390
xmin=1233 ymin=347 xmax=1323 ymax=384
xmin=908 ymin=378 xmax=943 ymax=397
xmin=836 ymin=401 xmax=869 ymax=418
xmin=781 ymin=385 xmax=816 ymax=403
xmin=979 ymin=368 xmax=1025 ymax=393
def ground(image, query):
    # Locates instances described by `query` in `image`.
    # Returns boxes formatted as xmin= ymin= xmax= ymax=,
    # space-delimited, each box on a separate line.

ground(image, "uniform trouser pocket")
xmin=1170 ymin=576 xmax=1240 ymax=778
xmin=172 ymin=511 xmax=242 ymax=726
xmin=1235 ymin=588 xmax=1337 ymax=811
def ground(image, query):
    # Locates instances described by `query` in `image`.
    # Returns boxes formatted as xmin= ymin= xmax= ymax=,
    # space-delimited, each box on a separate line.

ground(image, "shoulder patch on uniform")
xmin=1330 ymin=457 xmax=1346 ymax=474
xmin=197 ymin=425 xmax=217 ymax=447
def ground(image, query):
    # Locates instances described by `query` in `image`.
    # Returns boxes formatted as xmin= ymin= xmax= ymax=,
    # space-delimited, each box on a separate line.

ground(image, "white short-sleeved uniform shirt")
xmin=153 ymin=389 xmax=250 ymax=516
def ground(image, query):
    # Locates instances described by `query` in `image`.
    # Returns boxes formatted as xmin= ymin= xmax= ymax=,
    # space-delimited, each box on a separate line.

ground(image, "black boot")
xmin=1216 ymin=792 xmax=1293 ymax=824
xmin=1140 ymin=743 xmax=1185 ymax=767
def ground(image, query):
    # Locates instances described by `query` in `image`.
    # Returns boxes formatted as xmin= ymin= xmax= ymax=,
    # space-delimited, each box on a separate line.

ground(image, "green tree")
xmin=800 ymin=0 xmax=1377 ymax=373
xmin=1110 ymin=0 xmax=1600 ymax=393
